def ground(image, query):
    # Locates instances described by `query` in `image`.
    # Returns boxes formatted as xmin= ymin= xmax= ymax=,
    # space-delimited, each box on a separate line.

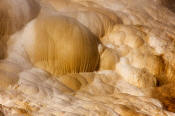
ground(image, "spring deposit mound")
xmin=0 ymin=0 xmax=175 ymax=115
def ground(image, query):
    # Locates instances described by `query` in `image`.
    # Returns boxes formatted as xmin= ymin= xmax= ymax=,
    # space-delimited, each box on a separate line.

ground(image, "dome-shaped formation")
xmin=24 ymin=15 xmax=100 ymax=76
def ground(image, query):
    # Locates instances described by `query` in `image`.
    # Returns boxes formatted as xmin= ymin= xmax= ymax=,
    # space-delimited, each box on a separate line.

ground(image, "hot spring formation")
xmin=0 ymin=0 xmax=175 ymax=115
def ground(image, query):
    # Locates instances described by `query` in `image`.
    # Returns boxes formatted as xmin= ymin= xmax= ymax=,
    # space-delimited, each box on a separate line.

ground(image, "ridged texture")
xmin=26 ymin=15 xmax=99 ymax=76
xmin=41 ymin=0 xmax=121 ymax=37
xmin=0 ymin=0 xmax=175 ymax=115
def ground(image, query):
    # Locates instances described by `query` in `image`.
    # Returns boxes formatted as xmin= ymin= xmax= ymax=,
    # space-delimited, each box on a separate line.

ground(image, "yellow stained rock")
xmin=25 ymin=15 xmax=100 ymax=76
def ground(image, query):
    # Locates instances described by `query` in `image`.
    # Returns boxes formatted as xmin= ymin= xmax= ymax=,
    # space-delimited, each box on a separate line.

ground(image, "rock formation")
xmin=0 ymin=0 xmax=175 ymax=115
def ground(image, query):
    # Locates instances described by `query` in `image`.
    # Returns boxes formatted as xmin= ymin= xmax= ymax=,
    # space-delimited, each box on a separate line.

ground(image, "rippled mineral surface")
xmin=1 ymin=0 xmax=175 ymax=115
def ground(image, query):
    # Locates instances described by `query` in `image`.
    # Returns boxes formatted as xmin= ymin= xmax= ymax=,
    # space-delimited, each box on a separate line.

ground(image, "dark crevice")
xmin=161 ymin=0 xmax=175 ymax=13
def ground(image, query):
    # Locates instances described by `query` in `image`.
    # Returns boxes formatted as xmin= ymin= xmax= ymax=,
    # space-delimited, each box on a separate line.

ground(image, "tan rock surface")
xmin=0 ymin=0 xmax=175 ymax=115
